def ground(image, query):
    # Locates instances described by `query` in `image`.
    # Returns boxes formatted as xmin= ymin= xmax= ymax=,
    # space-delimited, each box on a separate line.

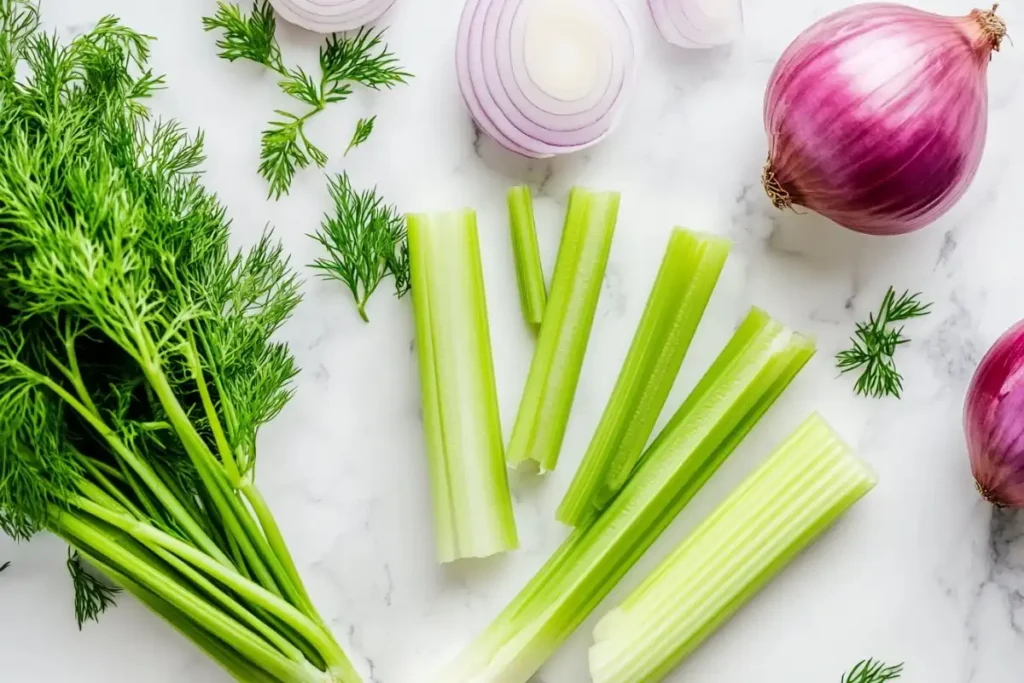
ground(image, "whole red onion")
xmin=965 ymin=320 xmax=1024 ymax=508
xmin=763 ymin=3 xmax=1007 ymax=236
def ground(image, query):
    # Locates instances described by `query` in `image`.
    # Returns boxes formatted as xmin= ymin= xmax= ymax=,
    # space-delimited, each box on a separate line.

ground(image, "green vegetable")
xmin=843 ymin=660 xmax=905 ymax=682
xmin=309 ymin=173 xmax=410 ymax=322
xmin=836 ymin=287 xmax=931 ymax=398
xmin=0 ymin=561 xmax=9 ymax=573
xmin=589 ymin=413 xmax=877 ymax=683
xmin=0 ymin=8 xmax=361 ymax=681
xmin=345 ymin=116 xmax=376 ymax=156
xmin=203 ymin=2 xmax=410 ymax=198
xmin=557 ymin=228 xmax=730 ymax=527
xmin=507 ymin=185 xmax=547 ymax=327
xmin=408 ymin=209 xmax=519 ymax=562
xmin=436 ymin=309 xmax=814 ymax=683
xmin=506 ymin=187 xmax=619 ymax=472
xmin=68 ymin=550 xmax=122 ymax=629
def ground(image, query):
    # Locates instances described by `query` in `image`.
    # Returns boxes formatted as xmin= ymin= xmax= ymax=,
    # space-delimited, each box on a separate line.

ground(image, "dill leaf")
xmin=345 ymin=115 xmax=376 ymax=156
xmin=67 ymin=549 xmax=121 ymax=629
xmin=836 ymin=287 xmax=931 ymax=398
xmin=309 ymin=173 xmax=409 ymax=322
xmin=841 ymin=659 xmax=904 ymax=683
xmin=201 ymin=0 xmax=283 ymax=71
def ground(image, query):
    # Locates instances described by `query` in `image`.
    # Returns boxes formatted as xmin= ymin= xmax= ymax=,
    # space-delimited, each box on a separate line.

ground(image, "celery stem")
xmin=506 ymin=187 xmax=619 ymax=472
xmin=558 ymin=228 xmax=730 ymax=526
xmin=507 ymin=185 xmax=547 ymax=328
xmin=408 ymin=209 xmax=519 ymax=562
xmin=590 ymin=414 xmax=876 ymax=683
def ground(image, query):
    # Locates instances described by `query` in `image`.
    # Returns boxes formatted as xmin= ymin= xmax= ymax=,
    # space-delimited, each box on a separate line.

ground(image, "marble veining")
xmin=2 ymin=0 xmax=1024 ymax=681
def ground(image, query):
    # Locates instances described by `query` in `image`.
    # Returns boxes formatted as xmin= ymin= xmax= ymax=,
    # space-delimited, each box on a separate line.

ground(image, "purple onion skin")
xmin=764 ymin=4 xmax=1004 ymax=236
xmin=965 ymin=321 xmax=1024 ymax=508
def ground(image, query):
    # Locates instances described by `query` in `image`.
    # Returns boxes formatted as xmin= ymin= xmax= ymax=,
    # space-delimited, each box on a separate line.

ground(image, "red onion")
xmin=965 ymin=321 xmax=1024 ymax=509
xmin=648 ymin=0 xmax=744 ymax=49
xmin=270 ymin=0 xmax=395 ymax=33
xmin=762 ymin=3 xmax=1007 ymax=236
xmin=456 ymin=0 xmax=636 ymax=158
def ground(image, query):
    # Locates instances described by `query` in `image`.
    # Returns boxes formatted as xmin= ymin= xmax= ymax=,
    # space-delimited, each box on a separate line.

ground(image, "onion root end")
xmin=762 ymin=158 xmax=793 ymax=210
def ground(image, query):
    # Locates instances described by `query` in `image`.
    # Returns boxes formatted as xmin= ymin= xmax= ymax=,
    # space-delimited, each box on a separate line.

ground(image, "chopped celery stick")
xmin=408 ymin=209 xmax=519 ymax=562
xmin=434 ymin=309 xmax=814 ymax=683
xmin=506 ymin=187 xmax=619 ymax=472
xmin=508 ymin=185 xmax=547 ymax=327
xmin=557 ymin=228 xmax=731 ymax=526
xmin=590 ymin=414 xmax=876 ymax=683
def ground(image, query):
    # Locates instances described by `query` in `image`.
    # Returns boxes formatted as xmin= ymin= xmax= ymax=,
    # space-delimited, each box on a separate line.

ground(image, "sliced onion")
xmin=649 ymin=0 xmax=743 ymax=49
xmin=269 ymin=0 xmax=395 ymax=33
xmin=456 ymin=0 xmax=636 ymax=158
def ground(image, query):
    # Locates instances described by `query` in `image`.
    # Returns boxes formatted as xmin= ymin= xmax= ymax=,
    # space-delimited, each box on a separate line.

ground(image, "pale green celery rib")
xmin=590 ymin=414 xmax=876 ymax=683
xmin=507 ymin=185 xmax=547 ymax=327
xmin=557 ymin=228 xmax=731 ymax=527
xmin=506 ymin=187 xmax=619 ymax=472
xmin=433 ymin=309 xmax=815 ymax=683
xmin=408 ymin=209 xmax=519 ymax=563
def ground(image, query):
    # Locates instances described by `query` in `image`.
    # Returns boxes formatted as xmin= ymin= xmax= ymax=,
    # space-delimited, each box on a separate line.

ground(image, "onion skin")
xmin=763 ymin=4 xmax=1006 ymax=236
xmin=965 ymin=321 xmax=1024 ymax=509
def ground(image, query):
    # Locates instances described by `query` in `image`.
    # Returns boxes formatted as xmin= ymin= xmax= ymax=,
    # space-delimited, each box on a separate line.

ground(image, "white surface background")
xmin=3 ymin=0 xmax=1024 ymax=681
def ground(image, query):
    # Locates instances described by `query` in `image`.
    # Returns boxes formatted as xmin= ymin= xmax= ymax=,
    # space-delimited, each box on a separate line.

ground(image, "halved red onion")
xmin=649 ymin=0 xmax=743 ymax=49
xmin=456 ymin=0 xmax=636 ymax=158
xmin=270 ymin=0 xmax=395 ymax=33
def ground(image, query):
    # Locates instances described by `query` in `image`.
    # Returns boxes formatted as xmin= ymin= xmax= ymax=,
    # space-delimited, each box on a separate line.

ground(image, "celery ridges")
xmin=408 ymin=209 xmax=519 ymax=562
xmin=435 ymin=309 xmax=814 ymax=683
xmin=507 ymin=185 xmax=547 ymax=327
xmin=557 ymin=228 xmax=730 ymax=526
xmin=590 ymin=414 xmax=877 ymax=683
xmin=506 ymin=188 xmax=619 ymax=472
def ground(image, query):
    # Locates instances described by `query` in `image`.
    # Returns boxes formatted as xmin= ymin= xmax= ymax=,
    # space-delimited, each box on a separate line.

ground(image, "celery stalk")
xmin=506 ymin=187 xmax=619 ymax=472
xmin=557 ymin=228 xmax=731 ymax=526
xmin=408 ymin=209 xmax=519 ymax=562
xmin=507 ymin=185 xmax=547 ymax=327
xmin=435 ymin=309 xmax=814 ymax=682
xmin=590 ymin=414 xmax=877 ymax=683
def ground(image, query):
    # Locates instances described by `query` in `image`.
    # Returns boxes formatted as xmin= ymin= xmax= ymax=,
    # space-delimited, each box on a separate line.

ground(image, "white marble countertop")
xmin=2 ymin=0 xmax=1024 ymax=681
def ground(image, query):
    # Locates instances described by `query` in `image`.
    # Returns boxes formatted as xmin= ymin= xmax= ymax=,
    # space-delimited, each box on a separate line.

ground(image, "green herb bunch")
xmin=836 ymin=288 xmax=932 ymax=398
xmin=203 ymin=1 xmax=410 ymax=199
xmin=0 ymin=3 xmax=360 ymax=680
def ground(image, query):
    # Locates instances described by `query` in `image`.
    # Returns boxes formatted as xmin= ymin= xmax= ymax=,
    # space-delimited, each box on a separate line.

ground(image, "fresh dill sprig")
xmin=318 ymin=30 xmax=411 ymax=99
xmin=201 ymin=0 xmax=283 ymax=71
xmin=203 ymin=3 xmax=410 ymax=197
xmin=309 ymin=173 xmax=409 ymax=322
xmin=345 ymin=115 xmax=376 ymax=156
xmin=842 ymin=659 xmax=904 ymax=683
xmin=836 ymin=287 xmax=932 ymax=398
xmin=258 ymin=29 xmax=409 ymax=198
xmin=67 ymin=550 xmax=121 ymax=629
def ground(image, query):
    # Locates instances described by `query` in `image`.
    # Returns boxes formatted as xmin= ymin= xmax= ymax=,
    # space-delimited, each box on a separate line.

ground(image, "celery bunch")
xmin=437 ymin=310 xmax=814 ymax=682
xmin=0 ymin=6 xmax=359 ymax=682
